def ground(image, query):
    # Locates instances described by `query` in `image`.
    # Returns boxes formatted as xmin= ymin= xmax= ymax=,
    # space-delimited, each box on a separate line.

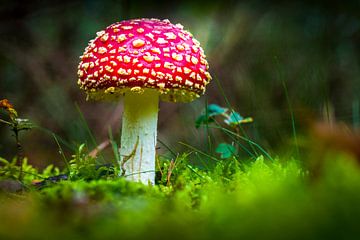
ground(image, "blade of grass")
xmin=179 ymin=142 xmax=220 ymax=162
xmin=211 ymin=73 xmax=259 ymax=156
xmin=0 ymin=119 xmax=12 ymax=125
xmin=208 ymin=125 xmax=274 ymax=161
xmin=353 ymin=99 xmax=359 ymax=129
xmin=185 ymin=164 xmax=205 ymax=179
xmin=108 ymin=126 xmax=120 ymax=165
xmin=158 ymin=138 xmax=177 ymax=158
xmin=203 ymin=98 xmax=214 ymax=154
xmin=213 ymin=119 xmax=255 ymax=159
xmin=282 ymin=79 xmax=300 ymax=158
xmin=175 ymin=152 xmax=206 ymax=178
xmin=35 ymin=126 xmax=75 ymax=151
xmin=52 ymin=133 xmax=70 ymax=173
xmin=275 ymin=57 xmax=300 ymax=159
xmin=194 ymin=151 xmax=211 ymax=170
xmin=75 ymin=103 xmax=105 ymax=163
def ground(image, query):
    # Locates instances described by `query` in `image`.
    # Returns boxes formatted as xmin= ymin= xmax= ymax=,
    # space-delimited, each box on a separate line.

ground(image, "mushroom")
xmin=77 ymin=18 xmax=212 ymax=184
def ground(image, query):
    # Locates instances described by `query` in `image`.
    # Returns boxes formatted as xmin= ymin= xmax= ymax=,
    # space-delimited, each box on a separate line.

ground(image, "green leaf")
xmin=195 ymin=104 xmax=227 ymax=128
xmin=14 ymin=118 xmax=34 ymax=131
xmin=215 ymin=143 xmax=238 ymax=159
xmin=224 ymin=112 xmax=253 ymax=126
xmin=195 ymin=114 xmax=214 ymax=128
xmin=206 ymin=104 xmax=228 ymax=117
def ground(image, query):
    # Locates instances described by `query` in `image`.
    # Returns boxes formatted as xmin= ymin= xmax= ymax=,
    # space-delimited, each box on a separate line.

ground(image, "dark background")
xmin=1 ymin=0 xmax=359 ymax=167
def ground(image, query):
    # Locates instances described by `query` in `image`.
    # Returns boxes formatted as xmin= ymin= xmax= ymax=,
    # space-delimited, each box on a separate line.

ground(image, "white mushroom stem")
xmin=119 ymin=89 xmax=159 ymax=185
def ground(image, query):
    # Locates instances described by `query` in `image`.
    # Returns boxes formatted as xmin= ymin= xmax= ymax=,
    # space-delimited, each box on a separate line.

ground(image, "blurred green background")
xmin=1 ymin=0 xmax=359 ymax=167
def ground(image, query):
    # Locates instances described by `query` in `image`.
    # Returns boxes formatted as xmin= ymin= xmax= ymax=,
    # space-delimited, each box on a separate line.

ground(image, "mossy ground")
xmin=1 ymin=155 xmax=360 ymax=240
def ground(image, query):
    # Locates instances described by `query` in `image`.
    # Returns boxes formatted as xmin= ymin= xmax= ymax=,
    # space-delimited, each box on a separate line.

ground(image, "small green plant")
xmin=196 ymin=103 xmax=253 ymax=159
xmin=0 ymin=157 xmax=61 ymax=184
xmin=195 ymin=104 xmax=253 ymax=128
xmin=67 ymin=143 xmax=117 ymax=181
xmin=0 ymin=99 xmax=34 ymax=181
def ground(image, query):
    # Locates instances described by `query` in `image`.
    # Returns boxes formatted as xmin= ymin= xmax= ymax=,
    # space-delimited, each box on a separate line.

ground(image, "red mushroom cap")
xmin=77 ymin=18 xmax=211 ymax=102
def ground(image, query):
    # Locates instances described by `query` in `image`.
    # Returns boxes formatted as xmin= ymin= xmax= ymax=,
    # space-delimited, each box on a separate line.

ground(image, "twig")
xmin=88 ymin=140 xmax=110 ymax=158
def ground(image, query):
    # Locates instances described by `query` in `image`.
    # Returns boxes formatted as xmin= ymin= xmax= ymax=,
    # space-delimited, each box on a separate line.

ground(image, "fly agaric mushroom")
xmin=77 ymin=18 xmax=211 ymax=184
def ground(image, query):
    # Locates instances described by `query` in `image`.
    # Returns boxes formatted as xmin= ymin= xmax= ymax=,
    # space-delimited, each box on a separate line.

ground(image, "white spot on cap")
xmin=193 ymin=38 xmax=200 ymax=46
xmin=164 ymin=62 xmax=175 ymax=70
xmin=176 ymin=44 xmax=185 ymax=51
xmin=100 ymin=57 xmax=109 ymax=63
xmin=78 ymin=70 xmax=84 ymax=77
xmin=151 ymin=48 xmax=161 ymax=54
xmin=156 ymin=38 xmax=168 ymax=44
xmin=183 ymin=43 xmax=190 ymax=50
xmin=185 ymin=80 xmax=194 ymax=86
xmin=164 ymin=32 xmax=177 ymax=40
xmin=117 ymin=68 xmax=129 ymax=75
xmin=138 ymin=76 xmax=147 ymax=81
xmin=178 ymin=33 xmax=187 ymax=41
xmin=205 ymin=72 xmax=212 ymax=80
xmin=157 ymin=83 xmax=166 ymax=89
xmin=118 ymin=47 xmax=126 ymax=52
xmin=191 ymin=56 xmax=199 ymax=64
xmin=133 ymin=59 xmax=139 ymax=64
xmin=105 ymin=65 xmax=113 ymax=72
xmin=183 ymin=67 xmax=192 ymax=74
xmin=166 ymin=73 xmax=173 ymax=80
xmin=151 ymin=70 xmax=157 ymax=76
xmin=98 ymin=47 xmax=107 ymax=54
xmin=116 ymin=56 xmax=123 ymax=62
xmin=121 ymin=26 xmax=133 ymax=30
xmin=100 ymin=34 xmax=109 ymax=42
xmin=123 ymin=56 xmax=131 ymax=63
xmin=172 ymin=53 xmax=183 ymax=61
xmin=132 ymin=39 xmax=145 ymax=48
xmin=96 ymin=30 xmax=105 ymax=37
xmin=82 ymin=62 xmax=90 ymax=69
xmin=145 ymin=33 xmax=155 ymax=40
xmin=137 ymin=28 xmax=145 ymax=33
xmin=143 ymin=55 xmax=154 ymax=62
xmin=175 ymin=23 xmax=184 ymax=29
xmin=117 ymin=34 xmax=127 ymax=42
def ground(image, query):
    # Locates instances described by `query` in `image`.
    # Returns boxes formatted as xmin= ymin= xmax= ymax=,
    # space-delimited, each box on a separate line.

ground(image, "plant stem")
xmin=119 ymin=89 xmax=159 ymax=185
xmin=13 ymin=127 xmax=24 ymax=181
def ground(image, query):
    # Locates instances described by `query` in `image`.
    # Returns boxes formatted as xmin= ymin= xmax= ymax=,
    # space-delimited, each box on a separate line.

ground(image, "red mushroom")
xmin=77 ymin=18 xmax=211 ymax=184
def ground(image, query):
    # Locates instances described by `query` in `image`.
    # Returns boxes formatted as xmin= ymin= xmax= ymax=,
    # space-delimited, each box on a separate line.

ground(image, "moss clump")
xmin=1 ymin=156 xmax=360 ymax=239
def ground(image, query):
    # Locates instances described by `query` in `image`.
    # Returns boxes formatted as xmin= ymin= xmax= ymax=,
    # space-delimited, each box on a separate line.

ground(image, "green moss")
xmin=1 ymin=156 xmax=360 ymax=239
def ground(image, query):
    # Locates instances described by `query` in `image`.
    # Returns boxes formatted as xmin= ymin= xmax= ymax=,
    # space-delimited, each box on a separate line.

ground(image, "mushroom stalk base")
xmin=120 ymin=89 xmax=159 ymax=185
